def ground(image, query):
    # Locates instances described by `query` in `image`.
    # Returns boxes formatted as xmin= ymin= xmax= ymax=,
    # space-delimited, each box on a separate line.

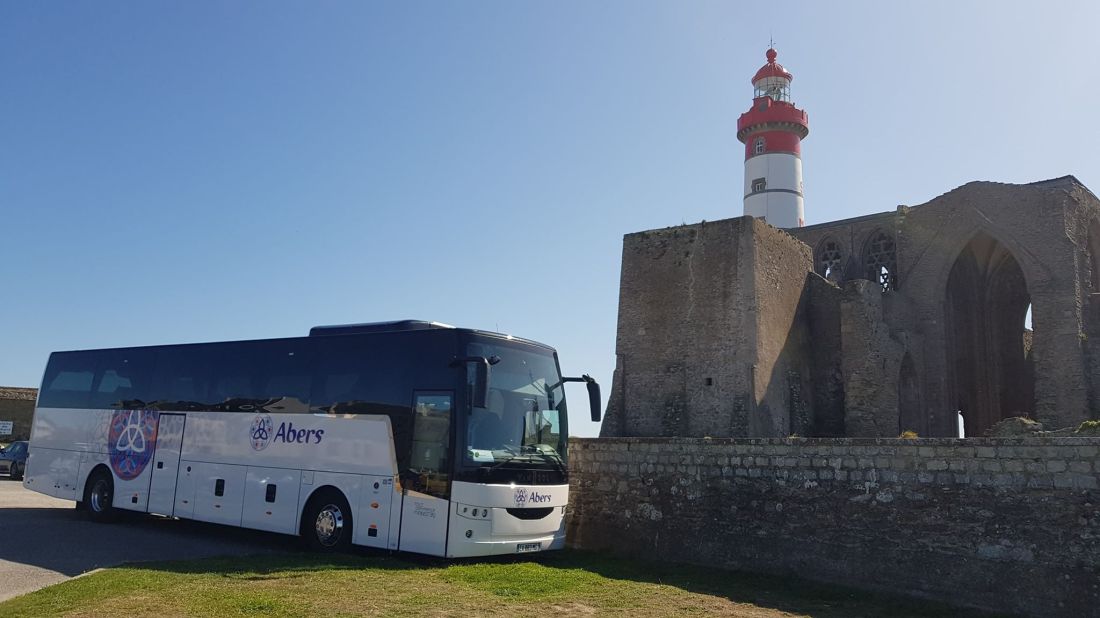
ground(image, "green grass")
xmin=0 ymin=550 xmax=1009 ymax=617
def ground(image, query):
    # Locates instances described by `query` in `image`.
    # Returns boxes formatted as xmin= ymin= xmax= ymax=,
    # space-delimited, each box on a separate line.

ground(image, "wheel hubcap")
xmin=91 ymin=480 xmax=110 ymax=512
xmin=315 ymin=504 xmax=344 ymax=546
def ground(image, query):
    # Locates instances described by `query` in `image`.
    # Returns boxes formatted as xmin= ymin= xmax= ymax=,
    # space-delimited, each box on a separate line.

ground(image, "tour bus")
xmin=23 ymin=320 xmax=600 ymax=557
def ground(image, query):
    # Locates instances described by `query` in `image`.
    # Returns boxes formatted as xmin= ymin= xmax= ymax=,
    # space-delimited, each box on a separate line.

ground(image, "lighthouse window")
xmin=752 ymin=178 xmax=767 ymax=193
xmin=754 ymin=137 xmax=766 ymax=155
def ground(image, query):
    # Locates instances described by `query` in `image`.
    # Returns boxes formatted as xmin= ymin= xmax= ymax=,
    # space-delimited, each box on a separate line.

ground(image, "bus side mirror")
xmin=452 ymin=356 xmax=491 ymax=409
xmin=562 ymin=374 xmax=602 ymax=423
xmin=585 ymin=375 xmax=601 ymax=422
xmin=473 ymin=362 xmax=490 ymax=409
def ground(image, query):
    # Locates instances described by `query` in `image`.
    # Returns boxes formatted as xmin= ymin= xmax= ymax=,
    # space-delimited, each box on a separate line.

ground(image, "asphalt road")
xmin=0 ymin=478 xmax=295 ymax=602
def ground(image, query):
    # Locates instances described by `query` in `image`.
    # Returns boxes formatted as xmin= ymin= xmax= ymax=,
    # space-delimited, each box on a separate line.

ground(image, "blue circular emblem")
xmin=109 ymin=410 xmax=159 ymax=480
xmin=250 ymin=414 xmax=273 ymax=451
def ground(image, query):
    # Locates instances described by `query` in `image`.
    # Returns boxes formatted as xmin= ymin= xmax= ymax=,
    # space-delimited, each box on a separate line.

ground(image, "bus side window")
xmin=89 ymin=349 xmax=156 ymax=409
xmin=406 ymin=393 xmax=452 ymax=499
xmin=39 ymin=352 xmax=97 ymax=409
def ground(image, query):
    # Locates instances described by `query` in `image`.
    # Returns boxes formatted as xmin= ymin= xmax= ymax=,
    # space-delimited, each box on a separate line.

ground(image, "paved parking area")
xmin=0 ymin=478 xmax=293 ymax=602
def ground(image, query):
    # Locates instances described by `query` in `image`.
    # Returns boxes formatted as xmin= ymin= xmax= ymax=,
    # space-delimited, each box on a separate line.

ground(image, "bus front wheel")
xmin=302 ymin=489 xmax=353 ymax=552
xmin=83 ymin=468 xmax=119 ymax=523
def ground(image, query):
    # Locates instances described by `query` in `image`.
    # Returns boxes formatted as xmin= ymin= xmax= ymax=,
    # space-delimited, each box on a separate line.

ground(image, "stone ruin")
xmin=601 ymin=176 xmax=1100 ymax=439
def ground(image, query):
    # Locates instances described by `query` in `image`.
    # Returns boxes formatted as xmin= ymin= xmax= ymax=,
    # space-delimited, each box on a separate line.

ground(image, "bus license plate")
xmin=516 ymin=542 xmax=542 ymax=553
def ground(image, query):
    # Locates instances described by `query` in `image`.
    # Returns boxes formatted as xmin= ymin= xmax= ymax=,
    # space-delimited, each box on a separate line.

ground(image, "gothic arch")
xmin=1087 ymin=218 xmax=1100 ymax=291
xmin=898 ymin=353 xmax=921 ymax=435
xmin=861 ymin=229 xmax=897 ymax=291
xmin=815 ymin=237 xmax=845 ymax=282
xmin=944 ymin=231 xmax=1035 ymax=436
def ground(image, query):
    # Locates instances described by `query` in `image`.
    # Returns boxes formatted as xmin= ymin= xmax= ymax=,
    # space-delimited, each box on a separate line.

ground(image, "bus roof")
xmin=46 ymin=320 xmax=555 ymax=356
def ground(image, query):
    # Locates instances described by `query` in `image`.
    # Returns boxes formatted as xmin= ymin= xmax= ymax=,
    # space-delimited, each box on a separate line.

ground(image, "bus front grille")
xmin=506 ymin=507 xmax=554 ymax=520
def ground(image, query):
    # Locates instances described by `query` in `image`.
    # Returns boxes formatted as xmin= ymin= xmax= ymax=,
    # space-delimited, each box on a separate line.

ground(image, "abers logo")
xmin=513 ymin=487 xmax=552 ymax=507
xmin=250 ymin=415 xmax=325 ymax=451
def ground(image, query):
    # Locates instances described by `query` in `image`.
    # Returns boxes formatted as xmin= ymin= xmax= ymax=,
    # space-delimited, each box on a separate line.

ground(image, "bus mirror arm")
xmin=450 ymin=356 xmax=492 ymax=409
xmin=561 ymin=375 xmax=602 ymax=423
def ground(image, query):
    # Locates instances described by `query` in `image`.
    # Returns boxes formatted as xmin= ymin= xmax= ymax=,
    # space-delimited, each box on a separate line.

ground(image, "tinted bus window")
xmin=310 ymin=335 xmax=416 ymax=463
xmin=251 ymin=339 xmax=312 ymax=414
xmin=88 ymin=348 xmax=156 ymax=409
xmin=409 ymin=393 xmax=452 ymax=498
xmin=151 ymin=345 xmax=213 ymax=410
xmin=39 ymin=352 xmax=97 ymax=409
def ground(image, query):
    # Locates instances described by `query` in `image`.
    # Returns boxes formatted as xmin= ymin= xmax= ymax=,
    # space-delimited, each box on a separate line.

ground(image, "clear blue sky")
xmin=2 ymin=2 xmax=1097 ymax=437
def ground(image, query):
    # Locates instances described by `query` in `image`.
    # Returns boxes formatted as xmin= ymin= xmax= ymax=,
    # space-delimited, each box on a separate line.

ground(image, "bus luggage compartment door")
xmin=147 ymin=413 xmax=186 ymax=516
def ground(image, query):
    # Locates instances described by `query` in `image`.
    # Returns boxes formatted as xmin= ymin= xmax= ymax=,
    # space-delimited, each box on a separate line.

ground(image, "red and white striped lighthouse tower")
xmin=736 ymin=48 xmax=810 ymax=228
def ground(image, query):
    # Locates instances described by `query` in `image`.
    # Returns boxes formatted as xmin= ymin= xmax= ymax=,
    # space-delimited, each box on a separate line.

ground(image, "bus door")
xmin=147 ymin=413 xmax=186 ymax=516
xmin=398 ymin=392 xmax=453 ymax=556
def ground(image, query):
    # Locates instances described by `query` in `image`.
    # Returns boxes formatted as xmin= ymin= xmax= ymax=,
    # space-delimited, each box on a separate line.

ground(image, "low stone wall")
xmin=566 ymin=437 xmax=1100 ymax=618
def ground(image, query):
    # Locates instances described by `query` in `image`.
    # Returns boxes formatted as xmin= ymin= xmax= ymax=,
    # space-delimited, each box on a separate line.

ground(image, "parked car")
xmin=0 ymin=440 xmax=28 ymax=480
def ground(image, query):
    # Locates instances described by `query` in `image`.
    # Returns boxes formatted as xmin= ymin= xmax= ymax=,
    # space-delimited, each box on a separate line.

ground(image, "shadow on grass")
xmin=121 ymin=548 xmax=1014 ymax=618
xmin=533 ymin=550 xmax=1015 ymax=618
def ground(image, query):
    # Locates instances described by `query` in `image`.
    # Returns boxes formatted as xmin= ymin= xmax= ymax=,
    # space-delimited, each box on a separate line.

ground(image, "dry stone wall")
xmin=567 ymin=436 xmax=1100 ymax=618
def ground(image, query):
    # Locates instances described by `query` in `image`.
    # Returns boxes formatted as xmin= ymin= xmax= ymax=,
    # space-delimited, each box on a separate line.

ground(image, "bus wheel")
xmin=302 ymin=489 xmax=353 ymax=552
xmin=83 ymin=469 xmax=119 ymax=523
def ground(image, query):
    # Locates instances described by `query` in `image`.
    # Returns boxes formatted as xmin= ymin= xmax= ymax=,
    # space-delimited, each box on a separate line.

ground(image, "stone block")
xmin=1053 ymin=473 xmax=1076 ymax=489
xmin=1074 ymin=474 xmax=1098 ymax=489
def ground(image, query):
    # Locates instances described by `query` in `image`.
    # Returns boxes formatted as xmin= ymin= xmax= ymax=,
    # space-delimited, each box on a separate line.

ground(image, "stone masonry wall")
xmin=567 ymin=437 xmax=1100 ymax=618
xmin=601 ymin=218 xmax=755 ymax=438
xmin=0 ymin=388 xmax=36 ymax=441
xmin=602 ymin=217 xmax=818 ymax=439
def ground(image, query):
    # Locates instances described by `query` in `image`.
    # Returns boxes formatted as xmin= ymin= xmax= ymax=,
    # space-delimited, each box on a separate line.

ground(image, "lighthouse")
xmin=736 ymin=48 xmax=810 ymax=228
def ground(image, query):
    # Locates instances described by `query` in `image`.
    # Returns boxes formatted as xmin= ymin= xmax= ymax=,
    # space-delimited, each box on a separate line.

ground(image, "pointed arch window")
xmin=864 ymin=231 xmax=898 ymax=291
xmin=817 ymin=239 xmax=844 ymax=281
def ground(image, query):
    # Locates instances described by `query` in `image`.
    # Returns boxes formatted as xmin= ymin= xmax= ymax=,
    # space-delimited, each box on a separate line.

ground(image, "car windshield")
xmin=463 ymin=342 xmax=567 ymax=468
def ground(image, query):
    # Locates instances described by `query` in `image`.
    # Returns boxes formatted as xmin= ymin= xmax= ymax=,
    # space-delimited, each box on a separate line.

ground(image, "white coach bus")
xmin=24 ymin=320 xmax=600 ymax=557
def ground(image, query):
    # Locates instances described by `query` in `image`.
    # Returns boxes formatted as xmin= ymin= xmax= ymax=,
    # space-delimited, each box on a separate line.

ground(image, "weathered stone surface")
xmin=568 ymin=436 xmax=1100 ymax=618
xmin=603 ymin=177 xmax=1100 ymax=439
xmin=0 ymin=387 xmax=36 ymax=441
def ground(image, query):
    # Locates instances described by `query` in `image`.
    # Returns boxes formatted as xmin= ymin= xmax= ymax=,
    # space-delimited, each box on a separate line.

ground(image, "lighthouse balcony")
xmin=737 ymin=98 xmax=809 ymax=140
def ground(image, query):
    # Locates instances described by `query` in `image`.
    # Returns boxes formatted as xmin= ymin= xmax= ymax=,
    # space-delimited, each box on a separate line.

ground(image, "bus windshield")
xmin=463 ymin=342 xmax=567 ymax=472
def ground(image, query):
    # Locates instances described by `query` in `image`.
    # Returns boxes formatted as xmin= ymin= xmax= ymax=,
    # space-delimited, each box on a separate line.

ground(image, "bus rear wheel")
xmin=83 ymin=469 xmax=119 ymax=523
xmin=302 ymin=489 xmax=353 ymax=552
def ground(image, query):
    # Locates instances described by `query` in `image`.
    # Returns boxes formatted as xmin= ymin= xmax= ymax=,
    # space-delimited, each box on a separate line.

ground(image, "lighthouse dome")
xmin=752 ymin=48 xmax=793 ymax=102
xmin=752 ymin=48 xmax=793 ymax=83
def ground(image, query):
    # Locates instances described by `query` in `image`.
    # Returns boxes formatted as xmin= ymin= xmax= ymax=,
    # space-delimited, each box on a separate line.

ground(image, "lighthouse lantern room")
xmin=736 ymin=48 xmax=810 ymax=228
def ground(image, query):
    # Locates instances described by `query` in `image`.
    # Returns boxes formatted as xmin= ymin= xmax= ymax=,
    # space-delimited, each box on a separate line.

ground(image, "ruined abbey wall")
xmin=603 ymin=177 xmax=1100 ymax=439
xmin=567 ymin=436 xmax=1100 ymax=618
xmin=601 ymin=217 xmax=818 ymax=438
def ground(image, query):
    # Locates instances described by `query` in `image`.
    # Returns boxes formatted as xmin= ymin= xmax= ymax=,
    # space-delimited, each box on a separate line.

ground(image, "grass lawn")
xmin=0 ymin=549 xmax=1005 ymax=617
